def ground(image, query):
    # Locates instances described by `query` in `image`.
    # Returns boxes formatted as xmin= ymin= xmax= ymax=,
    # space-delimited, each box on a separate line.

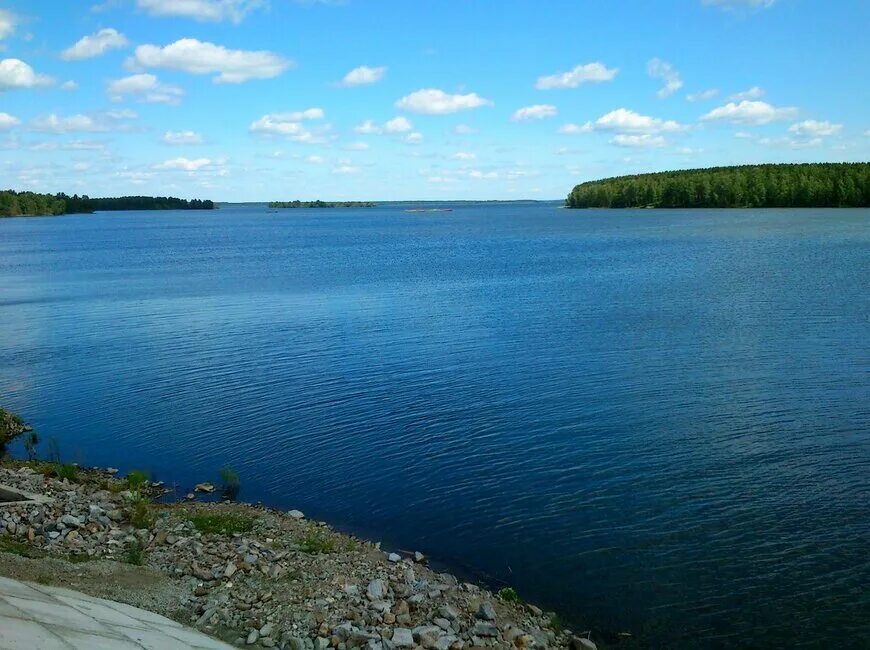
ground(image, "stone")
xmin=366 ymin=579 xmax=387 ymax=601
xmin=387 ymin=553 xmax=401 ymax=563
xmin=195 ymin=482 xmax=215 ymax=493
xmin=526 ymin=604 xmax=543 ymax=617
xmin=225 ymin=562 xmax=237 ymax=578
xmin=383 ymin=612 xmax=396 ymax=625
xmin=391 ymin=628 xmax=415 ymax=648
xmin=260 ymin=623 xmax=274 ymax=637
xmin=288 ymin=510 xmax=305 ymax=519
xmin=412 ymin=626 xmax=443 ymax=648
xmin=261 ymin=638 xmax=276 ymax=648
xmin=471 ymin=622 xmax=498 ymax=638
xmin=247 ymin=629 xmax=260 ymax=645
xmin=434 ymin=618 xmax=450 ymax=631
xmin=570 ymin=638 xmax=597 ymax=650
xmin=438 ymin=605 xmax=459 ymax=621
xmin=61 ymin=514 xmax=82 ymax=528
xmin=433 ymin=636 xmax=459 ymax=650
xmin=314 ymin=638 xmax=330 ymax=650
xmin=414 ymin=552 xmax=425 ymax=563
xmin=477 ymin=601 xmax=496 ymax=621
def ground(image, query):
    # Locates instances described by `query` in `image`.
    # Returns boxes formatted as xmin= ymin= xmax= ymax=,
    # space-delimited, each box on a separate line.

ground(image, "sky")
xmin=0 ymin=0 xmax=868 ymax=201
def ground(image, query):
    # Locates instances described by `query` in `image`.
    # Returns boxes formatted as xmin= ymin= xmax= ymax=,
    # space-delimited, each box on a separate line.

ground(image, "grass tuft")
xmin=498 ymin=586 xmax=521 ymax=603
xmin=189 ymin=511 xmax=254 ymax=535
xmin=298 ymin=530 xmax=336 ymax=554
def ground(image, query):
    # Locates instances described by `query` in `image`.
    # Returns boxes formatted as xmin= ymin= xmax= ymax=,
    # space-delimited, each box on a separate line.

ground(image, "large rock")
xmin=366 ymin=579 xmax=387 ymax=601
xmin=477 ymin=601 xmax=497 ymax=621
xmin=391 ymin=628 xmax=415 ymax=648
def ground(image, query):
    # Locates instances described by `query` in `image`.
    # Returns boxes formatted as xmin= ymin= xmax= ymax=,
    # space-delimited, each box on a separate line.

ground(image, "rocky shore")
xmin=0 ymin=463 xmax=596 ymax=650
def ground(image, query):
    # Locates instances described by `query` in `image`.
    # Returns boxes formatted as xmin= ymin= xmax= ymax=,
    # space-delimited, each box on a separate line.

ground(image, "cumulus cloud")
xmin=384 ymin=116 xmax=413 ymax=133
xmin=452 ymin=152 xmax=476 ymax=160
xmin=687 ymin=88 xmax=718 ymax=102
xmin=61 ymin=80 xmax=79 ymax=91
xmin=404 ymin=132 xmax=423 ymax=145
xmin=647 ymin=58 xmax=683 ymax=98
xmin=788 ymin=120 xmax=841 ymax=137
xmin=249 ymin=109 xmax=329 ymax=142
xmin=332 ymin=164 xmax=359 ymax=175
xmin=129 ymin=38 xmax=290 ymax=83
xmin=0 ymin=112 xmax=20 ymax=130
xmin=535 ymin=62 xmax=618 ymax=90
xmin=0 ymin=9 xmax=16 ymax=40
xmin=61 ymin=28 xmax=129 ymax=60
xmin=155 ymin=157 xmax=213 ymax=171
xmin=340 ymin=65 xmax=386 ymax=87
xmin=395 ymin=89 xmax=492 ymax=114
xmin=342 ymin=141 xmax=369 ymax=151
xmin=137 ymin=0 xmax=264 ymax=23
xmin=0 ymin=58 xmax=54 ymax=90
xmin=585 ymin=108 xmax=686 ymax=134
xmin=163 ymin=130 xmax=203 ymax=145
xmin=701 ymin=100 xmax=798 ymax=125
xmin=108 ymin=73 xmax=184 ymax=104
xmin=611 ymin=134 xmax=666 ymax=148
xmin=511 ymin=104 xmax=557 ymax=121
xmin=729 ymin=86 xmax=765 ymax=101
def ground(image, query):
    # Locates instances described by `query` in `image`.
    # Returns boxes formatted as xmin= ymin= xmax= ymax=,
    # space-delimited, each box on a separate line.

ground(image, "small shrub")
xmin=126 ymin=541 xmax=145 ymax=566
xmin=498 ymin=587 xmax=521 ymax=603
xmin=547 ymin=613 xmax=562 ymax=633
xmin=298 ymin=531 xmax=336 ymax=554
xmin=128 ymin=497 xmax=157 ymax=529
xmin=219 ymin=466 xmax=241 ymax=501
xmin=127 ymin=470 xmax=149 ymax=491
xmin=189 ymin=512 xmax=254 ymax=535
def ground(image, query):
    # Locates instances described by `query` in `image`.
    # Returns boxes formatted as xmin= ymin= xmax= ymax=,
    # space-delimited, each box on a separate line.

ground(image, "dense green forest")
xmin=0 ymin=190 xmax=216 ymax=217
xmin=268 ymin=200 xmax=377 ymax=208
xmin=566 ymin=163 xmax=870 ymax=208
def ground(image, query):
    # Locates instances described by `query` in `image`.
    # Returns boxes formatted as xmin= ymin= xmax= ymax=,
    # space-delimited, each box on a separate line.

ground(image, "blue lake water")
xmin=0 ymin=204 xmax=868 ymax=648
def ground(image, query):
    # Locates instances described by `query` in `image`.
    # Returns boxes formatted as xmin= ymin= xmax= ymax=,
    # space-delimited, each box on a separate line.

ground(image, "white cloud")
xmin=340 ymin=65 xmax=386 ymax=87
xmin=687 ymin=88 xmax=718 ymax=102
xmin=703 ymin=0 xmax=776 ymax=9
xmin=61 ymin=28 xmax=129 ymax=60
xmin=452 ymin=152 xmax=476 ymax=160
xmin=788 ymin=120 xmax=842 ymax=137
xmin=701 ymin=100 xmax=798 ymax=125
xmin=129 ymin=38 xmax=290 ymax=83
xmin=535 ymin=62 xmax=618 ymax=90
xmin=395 ymin=88 xmax=492 ymax=114
xmin=305 ymin=155 xmax=325 ymax=164
xmin=0 ymin=112 xmax=19 ymax=130
xmin=757 ymin=136 xmax=822 ymax=149
xmin=155 ymin=156 xmax=213 ymax=171
xmin=384 ymin=116 xmax=413 ymax=133
xmin=610 ymin=134 xmax=666 ymax=148
xmin=404 ymin=132 xmax=423 ymax=144
xmin=453 ymin=124 xmax=477 ymax=135
xmin=137 ymin=0 xmax=264 ymax=23
xmin=864 ymin=130 xmax=870 ymax=137
xmin=163 ymin=130 xmax=203 ymax=145
xmin=332 ymin=164 xmax=359 ymax=175
xmin=558 ymin=123 xmax=592 ymax=135
xmin=0 ymin=58 xmax=54 ymax=90
xmin=511 ymin=104 xmax=557 ymax=121
xmin=61 ymin=80 xmax=79 ymax=91
xmin=108 ymin=73 xmax=184 ymax=104
xmin=354 ymin=120 xmax=380 ymax=134
xmin=0 ymin=9 xmax=16 ymax=40
xmin=589 ymin=108 xmax=686 ymax=134
xmin=647 ymin=58 xmax=683 ymax=98
xmin=29 ymin=111 xmax=135 ymax=134
xmin=249 ymin=110 xmax=328 ymax=142
xmin=729 ymin=86 xmax=765 ymax=101
xmin=343 ymin=141 xmax=369 ymax=151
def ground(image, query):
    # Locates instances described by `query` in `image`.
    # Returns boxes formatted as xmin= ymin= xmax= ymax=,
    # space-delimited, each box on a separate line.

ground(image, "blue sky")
xmin=1 ymin=0 xmax=867 ymax=201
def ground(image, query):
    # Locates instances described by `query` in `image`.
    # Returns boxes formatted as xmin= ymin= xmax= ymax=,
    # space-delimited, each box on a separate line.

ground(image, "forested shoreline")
xmin=566 ymin=163 xmax=870 ymax=208
xmin=0 ymin=190 xmax=216 ymax=217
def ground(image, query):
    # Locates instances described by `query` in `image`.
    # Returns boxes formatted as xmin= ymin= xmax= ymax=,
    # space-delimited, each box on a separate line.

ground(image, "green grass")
xmin=66 ymin=552 xmax=92 ymax=563
xmin=298 ymin=530 xmax=336 ymax=554
xmin=498 ymin=587 xmax=521 ymax=603
xmin=0 ymin=535 xmax=44 ymax=559
xmin=188 ymin=511 xmax=254 ymax=535
xmin=126 ymin=470 xmax=149 ymax=491
xmin=547 ymin=613 xmax=563 ymax=633
xmin=53 ymin=463 xmax=78 ymax=482
xmin=128 ymin=497 xmax=157 ymax=529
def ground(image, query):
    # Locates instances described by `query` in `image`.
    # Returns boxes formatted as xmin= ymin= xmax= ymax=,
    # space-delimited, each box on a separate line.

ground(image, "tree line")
xmin=268 ymin=200 xmax=377 ymax=208
xmin=0 ymin=190 xmax=216 ymax=217
xmin=566 ymin=163 xmax=870 ymax=209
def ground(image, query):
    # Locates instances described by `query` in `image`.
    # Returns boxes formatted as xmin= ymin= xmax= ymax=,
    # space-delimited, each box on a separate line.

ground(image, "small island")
xmin=268 ymin=200 xmax=377 ymax=208
xmin=566 ymin=162 xmax=869 ymax=209
xmin=0 ymin=190 xmax=216 ymax=217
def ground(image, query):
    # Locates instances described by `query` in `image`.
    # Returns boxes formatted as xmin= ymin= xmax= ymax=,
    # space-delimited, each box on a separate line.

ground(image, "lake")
xmin=0 ymin=204 xmax=867 ymax=648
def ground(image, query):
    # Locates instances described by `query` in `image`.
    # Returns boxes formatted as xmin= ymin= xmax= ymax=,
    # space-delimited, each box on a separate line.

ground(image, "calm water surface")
xmin=0 ymin=204 xmax=868 ymax=648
